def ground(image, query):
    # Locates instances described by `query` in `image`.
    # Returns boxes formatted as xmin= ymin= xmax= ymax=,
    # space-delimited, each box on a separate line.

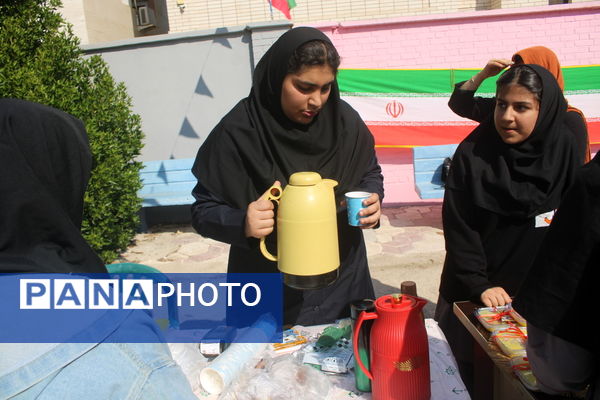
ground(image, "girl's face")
xmin=280 ymin=64 xmax=335 ymax=125
xmin=494 ymin=83 xmax=540 ymax=144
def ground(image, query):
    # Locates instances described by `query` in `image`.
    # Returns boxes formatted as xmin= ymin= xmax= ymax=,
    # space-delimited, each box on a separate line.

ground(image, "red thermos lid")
xmin=375 ymin=294 xmax=419 ymax=312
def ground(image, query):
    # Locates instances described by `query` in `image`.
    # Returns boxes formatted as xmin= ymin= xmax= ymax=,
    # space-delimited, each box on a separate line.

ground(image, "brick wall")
xmin=166 ymin=0 xmax=599 ymax=33
xmin=320 ymin=2 xmax=600 ymax=69
xmin=167 ymin=0 xmax=274 ymax=32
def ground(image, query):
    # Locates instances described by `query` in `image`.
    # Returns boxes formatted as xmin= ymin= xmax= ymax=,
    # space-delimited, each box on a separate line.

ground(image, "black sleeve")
xmin=448 ymin=82 xmax=496 ymax=123
xmin=355 ymin=119 xmax=385 ymax=230
xmin=442 ymin=187 xmax=493 ymax=299
xmin=564 ymin=111 xmax=589 ymax=164
xmin=190 ymin=181 xmax=256 ymax=249
xmin=526 ymin=323 xmax=595 ymax=394
xmin=359 ymin=151 xmax=384 ymax=202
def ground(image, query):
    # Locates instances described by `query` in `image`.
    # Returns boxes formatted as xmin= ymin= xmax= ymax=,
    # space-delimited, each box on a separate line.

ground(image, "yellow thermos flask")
xmin=259 ymin=172 xmax=340 ymax=290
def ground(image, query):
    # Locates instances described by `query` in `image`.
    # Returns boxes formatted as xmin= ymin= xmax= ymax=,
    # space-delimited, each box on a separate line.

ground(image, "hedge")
xmin=0 ymin=0 xmax=144 ymax=262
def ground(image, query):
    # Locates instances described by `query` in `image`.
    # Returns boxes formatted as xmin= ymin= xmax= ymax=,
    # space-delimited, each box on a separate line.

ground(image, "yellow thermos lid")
xmin=289 ymin=171 xmax=321 ymax=186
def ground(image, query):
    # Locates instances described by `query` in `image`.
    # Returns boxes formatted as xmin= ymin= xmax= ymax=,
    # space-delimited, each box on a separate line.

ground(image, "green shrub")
xmin=0 ymin=0 xmax=144 ymax=263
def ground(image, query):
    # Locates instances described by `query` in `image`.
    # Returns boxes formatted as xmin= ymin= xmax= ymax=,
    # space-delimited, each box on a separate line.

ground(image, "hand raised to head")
xmin=481 ymin=59 xmax=513 ymax=79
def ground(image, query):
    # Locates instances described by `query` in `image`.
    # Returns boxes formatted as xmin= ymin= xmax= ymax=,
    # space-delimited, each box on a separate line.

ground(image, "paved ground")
xmin=116 ymin=204 xmax=445 ymax=318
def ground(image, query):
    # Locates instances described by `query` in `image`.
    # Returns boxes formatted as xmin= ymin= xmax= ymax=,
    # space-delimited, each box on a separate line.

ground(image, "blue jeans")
xmin=0 ymin=312 xmax=197 ymax=400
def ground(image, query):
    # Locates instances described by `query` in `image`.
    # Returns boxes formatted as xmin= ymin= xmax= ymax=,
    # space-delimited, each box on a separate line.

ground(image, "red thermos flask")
xmin=352 ymin=294 xmax=430 ymax=400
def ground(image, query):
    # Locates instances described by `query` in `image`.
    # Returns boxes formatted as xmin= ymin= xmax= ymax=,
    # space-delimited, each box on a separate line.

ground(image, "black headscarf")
xmin=514 ymin=152 xmax=600 ymax=354
xmin=192 ymin=27 xmax=373 ymax=208
xmin=446 ymin=64 xmax=580 ymax=218
xmin=0 ymin=98 xmax=106 ymax=273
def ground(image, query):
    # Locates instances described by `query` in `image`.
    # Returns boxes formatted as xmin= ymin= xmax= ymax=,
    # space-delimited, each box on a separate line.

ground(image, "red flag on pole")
xmin=270 ymin=0 xmax=296 ymax=20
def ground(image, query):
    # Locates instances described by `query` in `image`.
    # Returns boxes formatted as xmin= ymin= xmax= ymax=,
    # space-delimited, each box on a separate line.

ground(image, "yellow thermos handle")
xmin=259 ymin=185 xmax=282 ymax=262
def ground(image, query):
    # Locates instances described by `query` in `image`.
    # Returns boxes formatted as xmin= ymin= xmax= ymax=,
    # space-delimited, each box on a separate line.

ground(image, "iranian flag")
xmin=337 ymin=66 xmax=600 ymax=148
xmin=270 ymin=0 xmax=296 ymax=20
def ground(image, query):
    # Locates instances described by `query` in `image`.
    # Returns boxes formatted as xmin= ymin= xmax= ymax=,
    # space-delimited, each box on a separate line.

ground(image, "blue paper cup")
xmin=345 ymin=191 xmax=370 ymax=226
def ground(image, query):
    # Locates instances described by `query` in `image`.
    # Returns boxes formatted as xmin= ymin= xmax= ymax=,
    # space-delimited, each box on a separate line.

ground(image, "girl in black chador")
xmin=514 ymin=151 xmax=600 ymax=398
xmin=435 ymin=64 xmax=581 ymax=391
xmin=191 ymin=27 xmax=384 ymax=326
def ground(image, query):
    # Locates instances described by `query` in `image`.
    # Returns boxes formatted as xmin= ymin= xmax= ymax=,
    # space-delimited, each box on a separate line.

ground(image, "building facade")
xmin=59 ymin=0 xmax=169 ymax=45
xmin=166 ymin=0 xmax=591 ymax=34
xmin=61 ymin=0 xmax=594 ymax=44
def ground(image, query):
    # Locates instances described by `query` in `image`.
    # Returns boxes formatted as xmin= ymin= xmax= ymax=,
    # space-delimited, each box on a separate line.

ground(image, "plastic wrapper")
xmin=220 ymin=354 xmax=330 ymax=400
xmin=271 ymin=329 xmax=308 ymax=354
xmin=491 ymin=325 xmax=527 ymax=358
xmin=475 ymin=305 xmax=515 ymax=332
xmin=302 ymin=337 xmax=354 ymax=373
xmin=509 ymin=308 xmax=527 ymax=326
xmin=510 ymin=355 xmax=539 ymax=391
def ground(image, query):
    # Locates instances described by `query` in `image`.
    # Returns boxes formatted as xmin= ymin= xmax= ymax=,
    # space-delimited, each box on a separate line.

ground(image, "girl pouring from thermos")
xmin=191 ymin=27 xmax=384 ymax=326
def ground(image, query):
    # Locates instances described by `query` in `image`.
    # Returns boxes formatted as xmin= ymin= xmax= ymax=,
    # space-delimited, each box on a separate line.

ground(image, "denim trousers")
xmin=0 ymin=310 xmax=197 ymax=400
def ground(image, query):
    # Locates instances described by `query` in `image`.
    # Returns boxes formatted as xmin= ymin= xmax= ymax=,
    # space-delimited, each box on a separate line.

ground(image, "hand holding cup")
xmin=345 ymin=192 xmax=381 ymax=228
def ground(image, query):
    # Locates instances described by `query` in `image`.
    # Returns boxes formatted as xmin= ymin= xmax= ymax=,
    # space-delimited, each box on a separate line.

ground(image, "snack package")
xmin=492 ymin=325 xmax=527 ymax=358
xmin=509 ymin=308 xmax=527 ymax=326
xmin=271 ymin=329 xmax=307 ymax=353
xmin=302 ymin=337 xmax=354 ymax=373
xmin=510 ymin=355 xmax=539 ymax=391
xmin=475 ymin=306 xmax=516 ymax=332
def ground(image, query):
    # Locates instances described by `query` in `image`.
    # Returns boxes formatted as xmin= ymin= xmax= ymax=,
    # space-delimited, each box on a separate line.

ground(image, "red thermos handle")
xmin=352 ymin=310 xmax=378 ymax=381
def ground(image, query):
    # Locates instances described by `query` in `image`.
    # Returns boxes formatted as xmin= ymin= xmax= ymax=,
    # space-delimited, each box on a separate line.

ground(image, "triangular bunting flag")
xmin=157 ymin=162 xmax=168 ymax=183
xmin=179 ymin=117 xmax=199 ymax=138
xmin=195 ymin=75 xmax=213 ymax=97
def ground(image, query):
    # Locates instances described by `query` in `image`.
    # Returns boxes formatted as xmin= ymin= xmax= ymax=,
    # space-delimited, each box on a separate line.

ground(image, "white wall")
xmin=83 ymin=22 xmax=291 ymax=161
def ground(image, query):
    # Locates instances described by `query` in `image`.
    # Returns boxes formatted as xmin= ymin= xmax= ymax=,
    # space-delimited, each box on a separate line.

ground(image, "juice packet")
xmin=475 ymin=305 xmax=516 ymax=332
xmin=510 ymin=355 xmax=539 ymax=391
xmin=509 ymin=308 xmax=527 ymax=326
xmin=492 ymin=325 xmax=527 ymax=358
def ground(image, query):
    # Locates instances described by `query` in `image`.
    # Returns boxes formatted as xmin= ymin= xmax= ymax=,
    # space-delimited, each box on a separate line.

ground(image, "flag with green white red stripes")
xmin=337 ymin=66 xmax=600 ymax=147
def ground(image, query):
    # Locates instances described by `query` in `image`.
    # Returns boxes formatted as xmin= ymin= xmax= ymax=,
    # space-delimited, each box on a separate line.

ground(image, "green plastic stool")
xmin=106 ymin=262 xmax=162 ymax=275
xmin=106 ymin=263 xmax=179 ymax=329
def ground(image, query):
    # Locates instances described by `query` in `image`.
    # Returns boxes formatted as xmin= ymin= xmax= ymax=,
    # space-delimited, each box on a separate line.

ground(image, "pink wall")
xmin=375 ymin=148 xmax=426 ymax=205
xmin=318 ymin=2 xmax=600 ymax=68
xmin=313 ymin=2 xmax=600 ymax=204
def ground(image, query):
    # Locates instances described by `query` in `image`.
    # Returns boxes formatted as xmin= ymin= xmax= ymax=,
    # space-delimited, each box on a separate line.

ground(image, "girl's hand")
xmin=245 ymin=181 xmax=280 ymax=239
xmin=480 ymin=287 xmax=512 ymax=307
xmin=358 ymin=193 xmax=381 ymax=229
xmin=462 ymin=59 xmax=513 ymax=91
xmin=480 ymin=58 xmax=513 ymax=79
